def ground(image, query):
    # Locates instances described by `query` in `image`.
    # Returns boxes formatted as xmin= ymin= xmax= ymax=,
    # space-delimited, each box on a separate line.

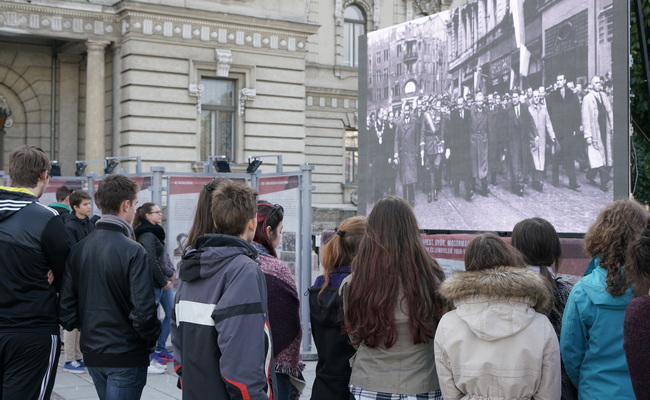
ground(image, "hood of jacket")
xmin=581 ymin=265 xmax=632 ymax=308
xmin=439 ymin=266 xmax=553 ymax=342
xmin=179 ymin=233 xmax=258 ymax=282
xmin=0 ymin=187 xmax=38 ymax=222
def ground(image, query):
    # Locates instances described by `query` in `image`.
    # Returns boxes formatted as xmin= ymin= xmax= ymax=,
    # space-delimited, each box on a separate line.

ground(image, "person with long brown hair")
xmin=511 ymin=217 xmax=577 ymax=400
xmin=560 ymin=199 xmax=648 ymax=400
xmin=308 ymin=216 xmax=366 ymax=400
xmin=434 ymin=233 xmax=560 ymax=400
xmin=182 ymin=178 xmax=227 ymax=252
xmin=343 ymin=196 xmax=445 ymax=399
xmin=624 ymin=225 xmax=650 ymax=399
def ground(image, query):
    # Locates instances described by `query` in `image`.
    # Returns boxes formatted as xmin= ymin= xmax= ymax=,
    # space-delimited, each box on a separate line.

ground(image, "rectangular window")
xmin=200 ymin=78 xmax=236 ymax=162
xmin=377 ymin=52 xmax=382 ymax=63
xmin=345 ymin=130 xmax=358 ymax=183
xmin=598 ymin=6 xmax=613 ymax=44
xmin=384 ymin=49 xmax=389 ymax=62
xmin=397 ymin=63 xmax=402 ymax=75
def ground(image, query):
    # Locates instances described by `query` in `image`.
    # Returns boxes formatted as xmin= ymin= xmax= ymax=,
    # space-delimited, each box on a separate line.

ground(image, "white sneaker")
xmin=147 ymin=360 xmax=166 ymax=374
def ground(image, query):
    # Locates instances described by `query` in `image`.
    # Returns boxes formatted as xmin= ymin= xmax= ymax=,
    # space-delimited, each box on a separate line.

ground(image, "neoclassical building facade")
xmin=0 ymin=0 xmax=454 ymax=214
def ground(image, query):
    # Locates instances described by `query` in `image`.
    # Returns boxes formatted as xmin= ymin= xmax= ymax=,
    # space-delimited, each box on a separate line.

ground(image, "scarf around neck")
xmin=98 ymin=214 xmax=135 ymax=240
xmin=134 ymin=219 xmax=165 ymax=243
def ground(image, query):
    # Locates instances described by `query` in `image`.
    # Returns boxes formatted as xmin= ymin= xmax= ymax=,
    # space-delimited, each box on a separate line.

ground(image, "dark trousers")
xmin=552 ymin=138 xmax=578 ymax=186
xmin=0 ymin=332 xmax=60 ymax=400
xmin=88 ymin=366 xmax=148 ymax=400
xmin=402 ymin=183 xmax=415 ymax=205
xmin=425 ymin=154 xmax=443 ymax=192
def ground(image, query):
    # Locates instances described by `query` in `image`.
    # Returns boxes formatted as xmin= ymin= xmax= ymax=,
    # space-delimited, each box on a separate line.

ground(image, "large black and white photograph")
xmin=358 ymin=0 xmax=628 ymax=233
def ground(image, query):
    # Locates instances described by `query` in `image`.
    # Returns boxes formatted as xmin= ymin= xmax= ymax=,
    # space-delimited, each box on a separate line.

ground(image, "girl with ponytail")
xmin=308 ymin=216 xmax=366 ymax=400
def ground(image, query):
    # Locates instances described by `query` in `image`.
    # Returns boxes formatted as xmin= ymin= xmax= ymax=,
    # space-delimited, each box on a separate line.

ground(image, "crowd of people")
xmin=1 ymin=144 xmax=648 ymax=400
xmin=367 ymin=73 xmax=614 ymax=204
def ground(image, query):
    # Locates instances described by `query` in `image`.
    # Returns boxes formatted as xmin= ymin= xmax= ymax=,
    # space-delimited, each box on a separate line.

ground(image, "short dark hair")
xmin=69 ymin=190 xmax=91 ymax=210
xmin=511 ymin=217 xmax=561 ymax=269
xmin=95 ymin=175 xmax=138 ymax=215
xmin=8 ymin=145 xmax=50 ymax=187
xmin=211 ymin=180 xmax=257 ymax=237
xmin=55 ymin=185 xmax=73 ymax=202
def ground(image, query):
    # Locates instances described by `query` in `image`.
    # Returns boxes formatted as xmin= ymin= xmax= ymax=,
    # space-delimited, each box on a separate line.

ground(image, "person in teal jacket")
xmin=560 ymin=199 xmax=648 ymax=400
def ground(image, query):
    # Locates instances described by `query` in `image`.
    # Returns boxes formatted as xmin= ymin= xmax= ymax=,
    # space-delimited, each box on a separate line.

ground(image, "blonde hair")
xmin=319 ymin=216 xmax=366 ymax=297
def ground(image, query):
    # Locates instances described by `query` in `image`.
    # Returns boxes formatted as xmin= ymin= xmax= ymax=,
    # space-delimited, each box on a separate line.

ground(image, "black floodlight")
xmin=214 ymin=160 xmax=231 ymax=173
xmin=246 ymin=158 xmax=263 ymax=173
xmin=104 ymin=158 xmax=119 ymax=175
xmin=74 ymin=162 xmax=87 ymax=177
xmin=49 ymin=161 xmax=61 ymax=177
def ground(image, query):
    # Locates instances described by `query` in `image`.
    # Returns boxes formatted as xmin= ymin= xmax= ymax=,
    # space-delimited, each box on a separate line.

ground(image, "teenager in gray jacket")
xmin=172 ymin=179 xmax=276 ymax=400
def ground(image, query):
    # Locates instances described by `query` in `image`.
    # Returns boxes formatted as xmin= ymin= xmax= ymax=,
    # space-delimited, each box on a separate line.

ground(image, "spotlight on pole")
xmin=104 ymin=158 xmax=119 ymax=175
xmin=213 ymin=160 xmax=231 ymax=173
xmin=246 ymin=158 xmax=263 ymax=173
xmin=49 ymin=161 xmax=61 ymax=177
xmin=74 ymin=162 xmax=87 ymax=177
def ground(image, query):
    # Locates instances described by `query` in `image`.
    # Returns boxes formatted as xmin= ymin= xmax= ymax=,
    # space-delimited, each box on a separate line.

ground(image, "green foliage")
xmin=631 ymin=2 xmax=650 ymax=203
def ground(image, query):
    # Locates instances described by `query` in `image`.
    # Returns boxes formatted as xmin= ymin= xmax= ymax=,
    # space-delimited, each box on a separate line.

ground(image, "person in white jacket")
xmin=434 ymin=233 xmax=561 ymax=400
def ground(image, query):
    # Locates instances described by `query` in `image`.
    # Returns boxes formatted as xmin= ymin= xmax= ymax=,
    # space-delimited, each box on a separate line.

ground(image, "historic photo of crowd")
xmin=359 ymin=0 xmax=622 ymax=233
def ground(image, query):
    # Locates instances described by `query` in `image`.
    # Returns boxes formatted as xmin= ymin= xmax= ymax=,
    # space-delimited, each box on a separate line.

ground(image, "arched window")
xmin=344 ymin=5 xmax=366 ymax=67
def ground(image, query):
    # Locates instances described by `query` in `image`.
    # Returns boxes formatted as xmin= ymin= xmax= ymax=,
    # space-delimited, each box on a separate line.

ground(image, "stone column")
xmin=84 ymin=40 xmax=110 ymax=173
xmin=58 ymin=54 xmax=82 ymax=175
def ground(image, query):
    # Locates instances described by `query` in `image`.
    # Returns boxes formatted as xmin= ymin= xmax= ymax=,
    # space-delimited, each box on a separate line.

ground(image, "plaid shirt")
xmin=350 ymin=386 xmax=443 ymax=400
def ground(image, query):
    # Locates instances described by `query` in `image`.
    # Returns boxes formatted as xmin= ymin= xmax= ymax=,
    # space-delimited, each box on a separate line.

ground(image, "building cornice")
xmin=117 ymin=1 xmax=319 ymax=52
xmin=0 ymin=0 xmax=320 ymax=53
xmin=0 ymin=0 xmax=119 ymax=41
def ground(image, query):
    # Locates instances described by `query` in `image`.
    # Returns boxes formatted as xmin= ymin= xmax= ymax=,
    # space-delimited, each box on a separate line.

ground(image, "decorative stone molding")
xmin=0 ymin=2 xmax=119 ymax=40
xmin=120 ymin=12 xmax=313 ymax=53
xmin=0 ymin=3 xmax=316 ymax=53
xmin=238 ymin=88 xmax=256 ymax=116
xmin=215 ymin=49 xmax=233 ymax=77
xmin=413 ymin=0 xmax=441 ymax=15
xmin=335 ymin=1 xmax=374 ymax=30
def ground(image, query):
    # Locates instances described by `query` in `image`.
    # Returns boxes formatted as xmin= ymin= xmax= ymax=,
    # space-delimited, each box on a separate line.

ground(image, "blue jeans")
xmin=276 ymin=372 xmax=291 ymax=400
xmin=153 ymin=287 xmax=174 ymax=351
xmin=88 ymin=366 xmax=147 ymax=400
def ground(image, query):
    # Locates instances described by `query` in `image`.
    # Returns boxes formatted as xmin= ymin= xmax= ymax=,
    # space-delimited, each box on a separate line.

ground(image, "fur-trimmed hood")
xmin=439 ymin=266 xmax=553 ymax=342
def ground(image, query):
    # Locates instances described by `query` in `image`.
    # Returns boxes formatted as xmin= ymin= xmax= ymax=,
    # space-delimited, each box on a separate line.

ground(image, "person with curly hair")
xmin=343 ymin=196 xmax=446 ymax=399
xmin=623 ymin=225 xmax=650 ymax=399
xmin=560 ymin=199 xmax=648 ymax=399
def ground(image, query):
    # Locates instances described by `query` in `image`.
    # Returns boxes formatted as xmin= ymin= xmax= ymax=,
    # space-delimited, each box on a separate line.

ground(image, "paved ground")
xmin=52 ymin=353 xmax=317 ymax=399
xmin=369 ymin=168 xmax=612 ymax=233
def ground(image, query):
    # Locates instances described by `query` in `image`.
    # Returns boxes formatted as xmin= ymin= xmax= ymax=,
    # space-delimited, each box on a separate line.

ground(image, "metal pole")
xmin=151 ymin=166 xmax=164 ymax=207
xmin=299 ymin=164 xmax=315 ymax=356
xmin=87 ymin=173 xmax=98 ymax=215
xmin=50 ymin=43 xmax=57 ymax=160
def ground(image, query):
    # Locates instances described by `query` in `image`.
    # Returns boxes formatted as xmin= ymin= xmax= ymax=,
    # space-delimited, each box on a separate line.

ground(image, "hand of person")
xmin=586 ymin=137 xmax=592 ymax=146
xmin=163 ymin=282 xmax=172 ymax=290
xmin=47 ymin=269 xmax=54 ymax=285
